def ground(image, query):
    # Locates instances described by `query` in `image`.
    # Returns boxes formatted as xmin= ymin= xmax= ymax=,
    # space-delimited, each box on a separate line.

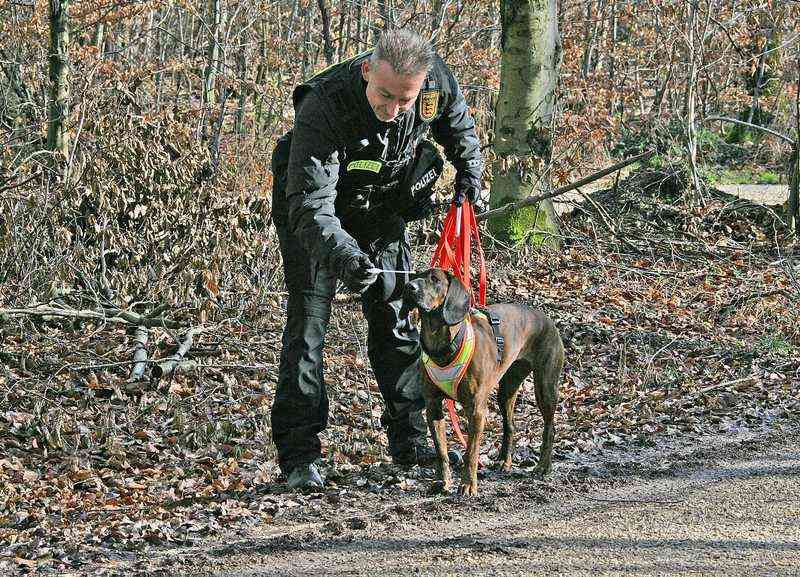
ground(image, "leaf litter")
xmin=1 ymin=166 xmax=799 ymax=575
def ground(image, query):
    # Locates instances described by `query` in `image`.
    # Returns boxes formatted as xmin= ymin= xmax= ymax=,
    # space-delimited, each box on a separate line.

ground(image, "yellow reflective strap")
xmin=422 ymin=319 xmax=476 ymax=400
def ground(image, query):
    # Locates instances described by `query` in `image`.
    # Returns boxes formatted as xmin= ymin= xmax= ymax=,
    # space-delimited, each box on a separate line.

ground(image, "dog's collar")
xmin=421 ymin=315 xmax=475 ymax=400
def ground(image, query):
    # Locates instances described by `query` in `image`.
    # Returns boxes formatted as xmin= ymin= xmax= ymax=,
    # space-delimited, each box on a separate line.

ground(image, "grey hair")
xmin=370 ymin=29 xmax=434 ymax=76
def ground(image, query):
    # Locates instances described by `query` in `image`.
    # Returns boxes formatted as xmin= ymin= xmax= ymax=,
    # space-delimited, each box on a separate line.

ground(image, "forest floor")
xmin=1 ymin=166 xmax=798 ymax=576
xmin=191 ymin=423 xmax=800 ymax=577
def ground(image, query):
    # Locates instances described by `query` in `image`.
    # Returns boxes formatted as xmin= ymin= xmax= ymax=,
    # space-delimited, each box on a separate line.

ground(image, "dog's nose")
xmin=406 ymin=281 xmax=420 ymax=294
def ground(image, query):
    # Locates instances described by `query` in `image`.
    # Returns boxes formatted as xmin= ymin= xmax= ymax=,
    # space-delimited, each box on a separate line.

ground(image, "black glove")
xmin=339 ymin=253 xmax=379 ymax=294
xmin=453 ymin=185 xmax=486 ymax=213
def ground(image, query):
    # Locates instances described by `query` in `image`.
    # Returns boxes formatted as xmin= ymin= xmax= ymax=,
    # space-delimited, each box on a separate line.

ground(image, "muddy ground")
xmin=150 ymin=420 xmax=800 ymax=577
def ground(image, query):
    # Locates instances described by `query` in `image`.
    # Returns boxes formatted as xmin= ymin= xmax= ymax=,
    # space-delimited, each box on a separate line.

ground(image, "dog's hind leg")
xmin=496 ymin=360 xmax=531 ymax=472
xmin=531 ymin=335 xmax=563 ymax=479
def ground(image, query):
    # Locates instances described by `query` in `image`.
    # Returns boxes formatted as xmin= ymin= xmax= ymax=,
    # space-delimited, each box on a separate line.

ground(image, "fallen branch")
xmin=128 ymin=326 xmax=149 ymax=382
xmin=699 ymin=376 xmax=756 ymax=394
xmin=476 ymin=150 xmax=655 ymax=222
xmin=0 ymin=305 xmax=183 ymax=329
xmin=152 ymin=327 xmax=204 ymax=379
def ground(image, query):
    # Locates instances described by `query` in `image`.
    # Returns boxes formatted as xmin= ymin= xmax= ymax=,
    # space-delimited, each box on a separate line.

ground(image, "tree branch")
xmin=128 ymin=325 xmax=149 ymax=382
xmin=705 ymin=116 xmax=795 ymax=145
xmin=0 ymin=306 xmax=184 ymax=329
xmin=476 ymin=150 xmax=655 ymax=222
xmin=151 ymin=327 xmax=204 ymax=379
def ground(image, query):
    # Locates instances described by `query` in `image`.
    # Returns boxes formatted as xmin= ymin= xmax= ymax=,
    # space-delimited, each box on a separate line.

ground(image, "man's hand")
xmin=453 ymin=185 xmax=486 ymax=213
xmin=339 ymin=253 xmax=379 ymax=294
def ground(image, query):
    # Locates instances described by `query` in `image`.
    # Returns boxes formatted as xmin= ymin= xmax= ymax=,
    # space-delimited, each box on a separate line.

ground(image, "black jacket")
xmin=284 ymin=51 xmax=483 ymax=271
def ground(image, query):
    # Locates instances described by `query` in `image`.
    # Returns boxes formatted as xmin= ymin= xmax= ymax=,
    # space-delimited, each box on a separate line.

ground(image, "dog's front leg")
xmin=459 ymin=395 xmax=487 ymax=497
xmin=425 ymin=399 xmax=451 ymax=492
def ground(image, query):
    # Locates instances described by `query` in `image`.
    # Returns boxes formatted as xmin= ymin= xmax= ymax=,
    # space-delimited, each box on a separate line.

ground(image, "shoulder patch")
xmin=419 ymin=89 xmax=440 ymax=122
xmin=347 ymin=159 xmax=382 ymax=173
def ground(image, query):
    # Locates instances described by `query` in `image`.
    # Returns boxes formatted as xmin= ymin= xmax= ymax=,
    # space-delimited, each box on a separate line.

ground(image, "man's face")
xmin=361 ymin=59 xmax=427 ymax=123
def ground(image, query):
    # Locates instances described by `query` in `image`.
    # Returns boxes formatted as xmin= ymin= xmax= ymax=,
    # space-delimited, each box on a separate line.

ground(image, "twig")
xmin=0 ymin=173 xmax=37 ymax=195
xmin=577 ymin=186 xmax=641 ymax=253
xmin=643 ymin=336 xmax=679 ymax=387
xmin=699 ymin=376 xmax=755 ymax=395
xmin=720 ymin=288 xmax=789 ymax=314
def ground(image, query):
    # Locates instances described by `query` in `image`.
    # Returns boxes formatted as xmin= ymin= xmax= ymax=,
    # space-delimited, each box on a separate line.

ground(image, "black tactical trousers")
xmin=272 ymin=212 xmax=426 ymax=475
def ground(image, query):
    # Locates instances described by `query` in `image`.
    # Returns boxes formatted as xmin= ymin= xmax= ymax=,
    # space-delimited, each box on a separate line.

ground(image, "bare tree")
xmin=489 ymin=0 xmax=562 ymax=246
xmin=317 ymin=0 xmax=335 ymax=66
xmin=203 ymin=0 xmax=225 ymax=108
xmin=47 ymin=0 xmax=70 ymax=158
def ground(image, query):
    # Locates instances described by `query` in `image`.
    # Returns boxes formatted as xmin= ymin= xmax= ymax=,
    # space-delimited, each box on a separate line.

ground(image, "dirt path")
xmin=166 ymin=423 xmax=800 ymax=577
xmin=716 ymin=184 xmax=788 ymax=205
xmin=554 ymin=182 xmax=788 ymax=214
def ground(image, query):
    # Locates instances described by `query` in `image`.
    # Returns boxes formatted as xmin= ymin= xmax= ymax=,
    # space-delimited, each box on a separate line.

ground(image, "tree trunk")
xmin=489 ymin=0 xmax=562 ymax=247
xmin=789 ymin=142 xmax=799 ymax=235
xmin=235 ymin=49 xmax=247 ymax=136
xmin=47 ymin=0 xmax=71 ymax=158
xmin=788 ymin=58 xmax=800 ymax=234
xmin=580 ymin=0 xmax=600 ymax=78
xmin=93 ymin=22 xmax=105 ymax=53
xmin=683 ymin=0 xmax=707 ymax=202
xmin=203 ymin=0 xmax=224 ymax=108
xmin=301 ymin=1 xmax=314 ymax=76
xmin=317 ymin=0 xmax=335 ymax=66
xmin=338 ymin=0 xmax=350 ymax=60
xmin=430 ymin=0 xmax=445 ymax=39
xmin=608 ymin=0 xmax=618 ymax=114
xmin=154 ymin=7 xmax=166 ymax=111
xmin=651 ymin=41 xmax=677 ymax=118
xmin=379 ymin=0 xmax=396 ymax=29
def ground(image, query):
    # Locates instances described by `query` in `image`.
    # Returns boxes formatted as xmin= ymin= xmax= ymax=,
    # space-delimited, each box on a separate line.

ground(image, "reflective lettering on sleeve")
xmin=411 ymin=168 xmax=438 ymax=193
xmin=347 ymin=160 xmax=383 ymax=173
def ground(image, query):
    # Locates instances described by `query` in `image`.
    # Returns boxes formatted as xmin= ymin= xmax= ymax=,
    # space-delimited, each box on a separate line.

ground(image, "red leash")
xmin=430 ymin=202 xmax=487 ymax=449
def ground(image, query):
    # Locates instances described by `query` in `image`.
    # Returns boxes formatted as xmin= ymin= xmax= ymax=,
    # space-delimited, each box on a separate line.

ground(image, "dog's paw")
xmin=457 ymin=481 xmax=479 ymax=497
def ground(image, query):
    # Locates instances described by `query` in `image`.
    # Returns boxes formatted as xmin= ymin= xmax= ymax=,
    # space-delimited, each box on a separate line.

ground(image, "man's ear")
xmin=361 ymin=59 xmax=370 ymax=82
xmin=441 ymin=273 xmax=470 ymax=325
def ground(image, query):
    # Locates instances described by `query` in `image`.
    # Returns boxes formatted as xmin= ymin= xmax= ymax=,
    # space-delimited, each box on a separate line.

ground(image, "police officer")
xmin=271 ymin=29 xmax=483 ymax=489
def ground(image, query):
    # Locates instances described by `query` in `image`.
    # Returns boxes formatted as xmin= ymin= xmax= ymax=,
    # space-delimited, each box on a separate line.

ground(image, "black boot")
xmin=393 ymin=444 xmax=463 ymax=467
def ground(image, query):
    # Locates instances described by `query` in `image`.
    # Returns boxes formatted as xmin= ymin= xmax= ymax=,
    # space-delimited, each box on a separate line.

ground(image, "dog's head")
xmin=402 ymin=268 xmax=470 ymax=326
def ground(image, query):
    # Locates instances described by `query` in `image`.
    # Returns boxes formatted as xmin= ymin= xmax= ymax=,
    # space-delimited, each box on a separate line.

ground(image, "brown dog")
xmin=402 ymin=268 xmax=564 ymax=496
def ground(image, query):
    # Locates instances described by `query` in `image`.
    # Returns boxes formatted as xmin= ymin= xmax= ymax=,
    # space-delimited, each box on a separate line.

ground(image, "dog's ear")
xmin=441 ymin=273 xmax=470 ymax=325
